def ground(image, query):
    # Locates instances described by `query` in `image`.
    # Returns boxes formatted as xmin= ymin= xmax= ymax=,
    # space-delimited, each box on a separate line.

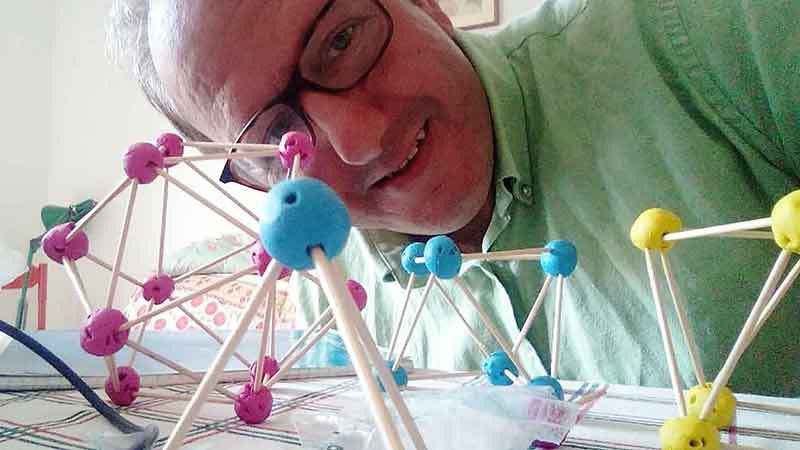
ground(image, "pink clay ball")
xmin=278 ymin=132 xmax=314 ymax=171
xmin=235 ymin=382 xmax=274 ymax=424
xmin=123 ymin=142 xmax=163 ymax=184
xmin=347 ymin=279 xmax=368 ymax=311
xmin=80 ymin=308 xmax=129 ymax=356
xmin=142 ymin=274 xmax=175 ymax=305
xmin=42 ymin=222 xmax=89 ymax=264
xmin=251 ymin=242 xmax=291 ymax=279
xmin=104 ymin=366 xmax=141 ymax=407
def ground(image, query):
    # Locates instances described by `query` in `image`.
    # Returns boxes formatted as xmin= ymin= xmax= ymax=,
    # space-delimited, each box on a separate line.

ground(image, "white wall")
xmin=1 ymin=0 xmax=539 ymax=329
xmin=41 ymin=1 xmax=265 ymax=329
xmin=0 ymin=1 xmax=55 ymax=326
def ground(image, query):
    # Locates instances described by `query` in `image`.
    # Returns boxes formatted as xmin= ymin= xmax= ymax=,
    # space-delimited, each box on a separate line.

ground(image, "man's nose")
xmin=301 ymin=90 xmax=386 ymax=166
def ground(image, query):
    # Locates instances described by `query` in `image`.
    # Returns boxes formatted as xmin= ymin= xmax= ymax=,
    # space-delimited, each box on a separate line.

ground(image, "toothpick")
xmin=414 ymin=247 xmax=548 ymax=264
xmin=717 ymin=231 xmax=774 ymax=239
xmin=407 ymin=370 xmax=482 ymax=381
xmin=575 ymin=384 xmax=609 ymax=405
xmin=393 ymin=275 xmax=436 ymax=372
xmin=348 ymin=293 xmax=429 ymax=449
xmin=253 ymin=287 xmax=274 ymax=392
xmin=462 ymin=247 xmax=548 ymax=261
xmin=752 ymin=258 xmax=800 ymax=338
xmin=157 ymin=172 xmax=169 ymax=274
xmin=644 ymin=249 xmax=686 ymax=416
xmin=85 ymin=253 xmax=143 ymax=287
xmin=311 ymin=248 xmax=426 ymax=450
xmin=269 ymin=286 xmax=278 ymax=358
xmin=663 ymin=218 xmax=772 ymax=242
xmin=67 ymin=178 xmax=132 ymax=241
xmin=104 ymin=355 xmax=121 ymax=392
xmin=62 ymin=259 xmax=93 ymax=316
xmin=432 ymin=278 xmax=489 ymax=358
xmin=737 ymin=400 xmax=800 ymax=416
xmin=162 ymin=261 xmax=281 ymax=450
xmin=127 ymin=301 xmax=155 ymax=367
xmin=121 ymin=265 xmax=256 ymax=331
xmin=550 ymin=275 xmax=565 ymax=379
xmin=289 ymin=153 xmax=302 ymax=179
xmin=182 ymin=141 xmax=279 ymax=153
xmin=278 ymin=308 xmax=333 ymax=367
xmin=265 ymin=316 xmax=337 ymax=389
xmin=299 ymin=271 xmax=321 ymax=286
xmin=184 ymin=162 xmax=260 ymax=221
xmin=176 ymin=303 xmax=251 ymax=367
xmin=106 ymin=180 xmax=139 ymax=309
xmin=387 ymin=272 xmax=416 ymax=361
xmin=453 ymin=277 xmax=530 ymax=382
xmin=503 ymin=369 xmax=521 ymax=385
xmin=660 ymin=252 xmax=706 ymax=385
xmin=699 ymin=250 xmax=791 ymax=421
xmin=157 ymin=169 xmax=259 ymax=240
xmin=512 ymin=275 xmax=552 ymax=354
xmin=173 ymin=240 xmax=256 ymax=284
xmin=125 ymin=340 xmax=237 ymax=400
xmin=137 ymin=391 xmax=235 ymax=405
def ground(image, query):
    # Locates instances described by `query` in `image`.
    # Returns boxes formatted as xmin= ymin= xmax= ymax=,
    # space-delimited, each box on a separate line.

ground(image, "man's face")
xmin=149 ymin=0 xmax=494 ymax=235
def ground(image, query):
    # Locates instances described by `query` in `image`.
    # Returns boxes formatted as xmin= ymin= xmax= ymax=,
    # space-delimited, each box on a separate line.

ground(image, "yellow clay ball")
xmin=630 ymin=208 xmax=682 ymax=251
xmin=659 ymin=416 xmax=720 ymax=450
xmin=772 ymin=190 xmax=800 ymax=253
xmin=685 ymin=383 xmax=737 ymax=429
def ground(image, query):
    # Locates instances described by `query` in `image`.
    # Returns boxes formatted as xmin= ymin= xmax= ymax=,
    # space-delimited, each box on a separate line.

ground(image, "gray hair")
xmin=106 ymin=0 xmax=208 ymax=141
xmin=106 ymin=0 xmax=304 ymax=188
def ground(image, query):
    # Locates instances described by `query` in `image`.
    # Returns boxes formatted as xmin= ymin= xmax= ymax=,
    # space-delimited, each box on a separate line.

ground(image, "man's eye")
xmin=329 ymin=25 xmax=357 ymax=55
xmin=265 ymin=119 xmax=290 ymax=144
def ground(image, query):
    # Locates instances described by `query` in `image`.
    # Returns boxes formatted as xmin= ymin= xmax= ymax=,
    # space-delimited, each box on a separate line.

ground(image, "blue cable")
xmin=0 ymin=320 xmax=158 ymax=449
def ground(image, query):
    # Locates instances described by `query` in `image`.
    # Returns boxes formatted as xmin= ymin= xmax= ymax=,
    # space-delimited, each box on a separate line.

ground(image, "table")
xmin=1 ymin=375 xmax=797 ymax=449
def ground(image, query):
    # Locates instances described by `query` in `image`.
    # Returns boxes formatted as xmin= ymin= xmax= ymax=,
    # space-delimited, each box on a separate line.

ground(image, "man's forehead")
xmin=149 ymin=0 xmax=326 ymax=139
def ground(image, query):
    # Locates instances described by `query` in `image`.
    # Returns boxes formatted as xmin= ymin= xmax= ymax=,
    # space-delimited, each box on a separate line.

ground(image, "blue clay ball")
xmin=401 ymin=242 xmax=430 ymax=276
xmin=423 ymin=235 xmax=462 ymax=279
xmin=376 ymin=360 xmax=409 ymax=392
xmin=528 ymin=375 xmax=564 ymax=400
xmin=482 ymin=351 xmax=518 ymax=386
xmin=539 ymin=240 xmax=578 ymax=277
xmin=259 ymin=178 xmax=351 ymax=271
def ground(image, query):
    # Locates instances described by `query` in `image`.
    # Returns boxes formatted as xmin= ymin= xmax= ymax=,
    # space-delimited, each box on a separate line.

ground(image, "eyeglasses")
xmin=220 ymin=0 xmax=393 ymax=192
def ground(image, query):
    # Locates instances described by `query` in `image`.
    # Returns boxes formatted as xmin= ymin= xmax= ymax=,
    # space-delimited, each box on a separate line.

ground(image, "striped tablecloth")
xmin=1 ymin=375 xmax=797 ymax=449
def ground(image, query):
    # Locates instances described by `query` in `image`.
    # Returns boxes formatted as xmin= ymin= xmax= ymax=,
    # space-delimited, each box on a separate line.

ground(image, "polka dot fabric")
xmin=124 ymin=274 xmax=295 ymax=332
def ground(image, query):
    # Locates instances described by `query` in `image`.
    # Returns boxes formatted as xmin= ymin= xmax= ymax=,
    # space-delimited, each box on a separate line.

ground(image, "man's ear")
xmin=410 ymin=0 xmax=456 ymax=37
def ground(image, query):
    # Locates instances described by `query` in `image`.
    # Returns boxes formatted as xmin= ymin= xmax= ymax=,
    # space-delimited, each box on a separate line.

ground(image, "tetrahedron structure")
xmin=630 ymin=190 xmax=800 ymax=450
xmin=386 ymin=236 xmax=578 ymax=397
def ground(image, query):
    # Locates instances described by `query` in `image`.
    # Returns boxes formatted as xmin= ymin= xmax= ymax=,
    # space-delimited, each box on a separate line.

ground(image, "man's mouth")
xmin=375 ymin=122 xmax=427 ymax=186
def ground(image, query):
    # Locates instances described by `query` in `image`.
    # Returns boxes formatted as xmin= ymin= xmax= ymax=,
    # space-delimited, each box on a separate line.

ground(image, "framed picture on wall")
xmin=439 ymin=0 xmax=499 ymax=29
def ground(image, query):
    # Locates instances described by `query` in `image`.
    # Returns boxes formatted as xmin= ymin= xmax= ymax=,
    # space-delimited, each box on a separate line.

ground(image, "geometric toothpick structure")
xmin=43 ymin=131 xmax=428 ymax=449
xmin=631 ymin=190 xmax=800 ymax=450
xmin=42 ymin=128 xmax=597 ymax=449
xmin=386 ymin=237 xmax=577 ymax=396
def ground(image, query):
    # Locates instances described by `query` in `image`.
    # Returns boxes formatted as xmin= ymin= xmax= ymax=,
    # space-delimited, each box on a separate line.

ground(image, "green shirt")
xmin=297 ymin=0 xmax=800 ymax=395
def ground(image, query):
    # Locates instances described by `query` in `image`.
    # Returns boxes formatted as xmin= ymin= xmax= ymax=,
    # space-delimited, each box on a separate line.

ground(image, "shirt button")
xmin=520 ymin=184 xmax=533 ymax=198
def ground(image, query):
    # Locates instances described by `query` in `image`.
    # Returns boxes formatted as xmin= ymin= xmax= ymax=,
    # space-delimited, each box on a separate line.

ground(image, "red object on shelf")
xmin=2 ymin=263 xmax=48 ymax=329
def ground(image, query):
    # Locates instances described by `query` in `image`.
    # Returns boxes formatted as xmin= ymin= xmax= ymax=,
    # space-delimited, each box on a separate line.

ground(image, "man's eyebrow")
xmin=237 ymin=0 xmax=331 ymax=130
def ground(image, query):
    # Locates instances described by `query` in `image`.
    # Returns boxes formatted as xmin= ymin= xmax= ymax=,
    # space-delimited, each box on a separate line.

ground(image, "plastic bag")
xmin=294 ymin=384 xmax=579 ymax=450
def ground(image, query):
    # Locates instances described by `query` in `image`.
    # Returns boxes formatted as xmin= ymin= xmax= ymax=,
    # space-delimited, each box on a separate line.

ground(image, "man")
xmin=110 ymin=0 xmax=799 ymax=395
